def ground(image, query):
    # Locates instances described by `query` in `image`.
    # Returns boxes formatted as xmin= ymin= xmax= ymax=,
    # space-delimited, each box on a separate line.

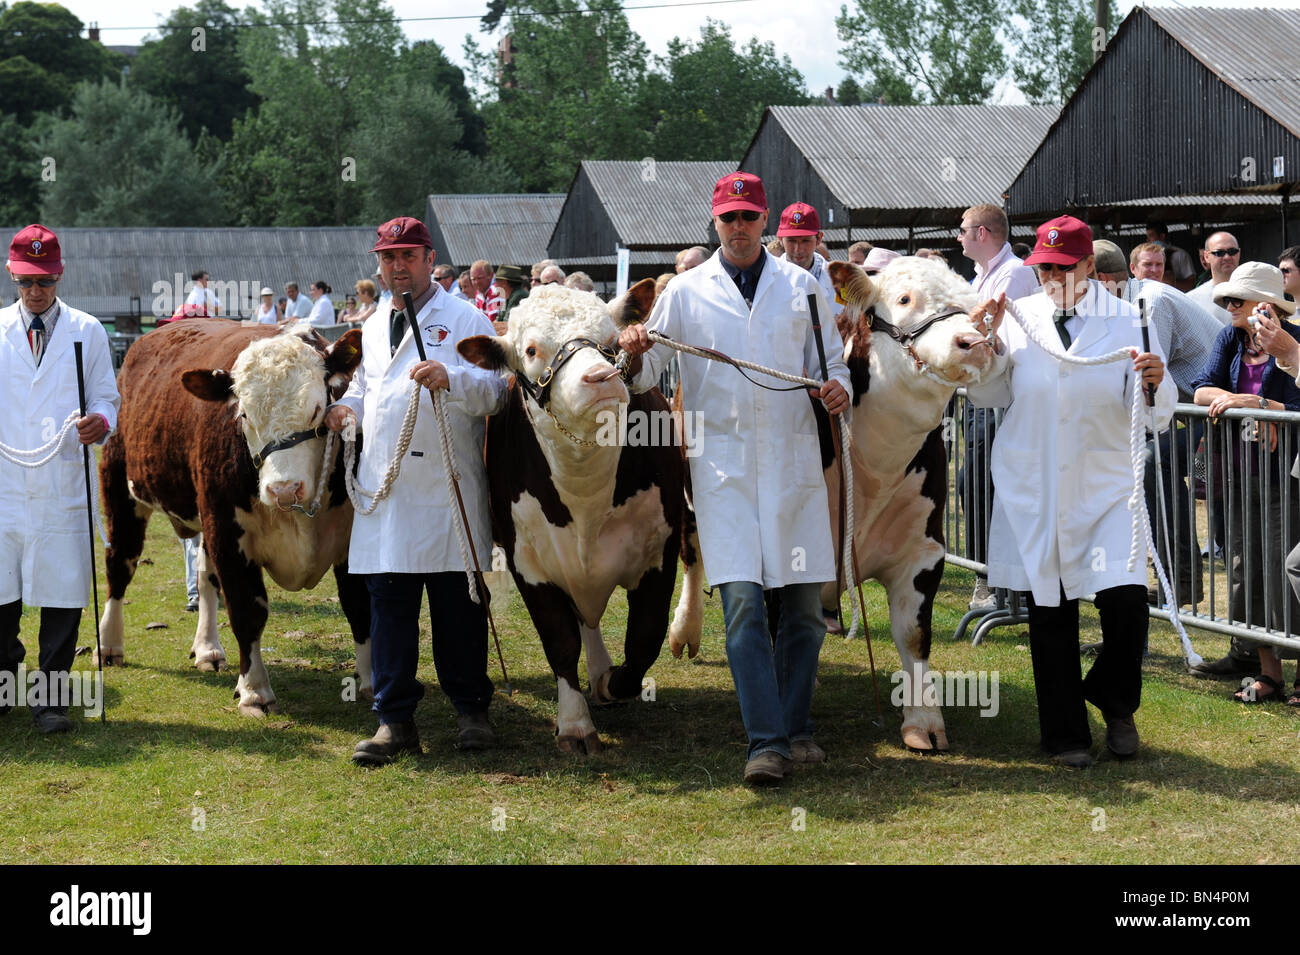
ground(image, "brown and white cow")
xmin=824 ymin=256 xmax=1006 ymax=751
xmin=97 ymin=320 xmax=369 ymax=715
xmin=459 ymin=281 xmax=697 ymax=753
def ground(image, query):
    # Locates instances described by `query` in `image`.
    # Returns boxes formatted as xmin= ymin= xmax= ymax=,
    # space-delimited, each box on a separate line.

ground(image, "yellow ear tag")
xmin=835 ymin=288 xmax=847 ymax=305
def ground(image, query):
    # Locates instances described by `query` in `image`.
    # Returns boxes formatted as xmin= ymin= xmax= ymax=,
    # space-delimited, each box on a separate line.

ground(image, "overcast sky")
xmin=57 ymin=0 xmax=1300 ymax=101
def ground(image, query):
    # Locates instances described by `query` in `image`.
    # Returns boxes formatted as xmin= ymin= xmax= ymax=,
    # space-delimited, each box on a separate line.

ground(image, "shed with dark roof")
xmin=424 ymin=193 xmax=566 ymax=271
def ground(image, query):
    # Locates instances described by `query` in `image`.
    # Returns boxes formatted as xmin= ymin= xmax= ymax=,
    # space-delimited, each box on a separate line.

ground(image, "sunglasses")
xmin=1208 ymin=248 xmax=1240 ymax=257
xmin=957 ymin=225 xmax=984 ymax=237
xmin=1035 ymin=261 xmax=1079 ymax=274
xmin=717 ymin=210 xmax=762 ymax=223
xmin=14 ymin=277 xmax=58 ymax=288
xmin=1221 ymin=297 xmax=1247 ymax=309
xmin=1281 ymin=266 xmax=1294 ymax=275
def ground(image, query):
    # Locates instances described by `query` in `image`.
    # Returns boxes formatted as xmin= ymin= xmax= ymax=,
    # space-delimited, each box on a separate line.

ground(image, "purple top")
xmin=1235 ymin=358 xmax=1268 ymax=473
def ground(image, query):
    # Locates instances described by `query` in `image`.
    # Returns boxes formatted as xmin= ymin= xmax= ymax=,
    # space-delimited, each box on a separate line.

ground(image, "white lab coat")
xmin=0 ymin=300 xmax=119 ymax=607
xmin=967 ymin=281 xmax=1175 ymax=606
xmin=337 ymin=285 xmax=506 ymax=574
xmin=632 ymin=249 xmax=851 ymax=589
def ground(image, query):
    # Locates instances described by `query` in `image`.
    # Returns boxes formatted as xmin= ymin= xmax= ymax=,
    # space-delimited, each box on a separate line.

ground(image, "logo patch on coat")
xmin=425 ymin=324 xmax=450 ymax=347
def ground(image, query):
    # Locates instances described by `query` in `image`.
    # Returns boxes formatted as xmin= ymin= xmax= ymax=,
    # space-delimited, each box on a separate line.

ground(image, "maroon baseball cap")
xmin=8 ymin=224 xmax=62 ymax=275
xmin=370 ymin=216 xmax=433 ymax=253
xmin=1025 ymin=215 xmax=1094 ymax=267
xmin=712 ymin=172 xmax=768 ymax=215
xmin=777 ymin=203 xmax=820 ymax=237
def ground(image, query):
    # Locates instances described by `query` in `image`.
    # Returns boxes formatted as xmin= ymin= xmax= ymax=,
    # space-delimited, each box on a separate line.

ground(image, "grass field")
xmin=2 ymin=516 xmax=1298 ymax=865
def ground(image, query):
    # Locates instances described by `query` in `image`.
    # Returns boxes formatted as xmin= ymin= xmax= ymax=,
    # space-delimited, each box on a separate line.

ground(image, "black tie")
xmin=1053 ymin=309 xmax=1073 ymax=349
xmin=390 ymin=307 xmax=407 ymax=356
xmin=736 ymin=270 xmax=757 ymax=308
xmin=29 ymin=314 xmax=45 ymax=366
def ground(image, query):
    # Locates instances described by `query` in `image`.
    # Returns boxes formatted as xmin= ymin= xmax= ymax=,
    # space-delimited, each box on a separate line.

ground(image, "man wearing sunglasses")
xmin=1187 ymin=232 xmax=1240 ymax=326
xmin=617 ymin=171 xmax=850 ymax=786
xmin=0 ymin=224 xmax=119 ymax=733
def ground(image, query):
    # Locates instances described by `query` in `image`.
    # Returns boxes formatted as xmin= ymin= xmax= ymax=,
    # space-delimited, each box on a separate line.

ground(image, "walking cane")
xmin=73 ymin=341 xmax=105 ymax=723
xmin=401 ymin=292 xmax=511 ymax=695
xmin=809 ymin=293 xmax=882 ymax=721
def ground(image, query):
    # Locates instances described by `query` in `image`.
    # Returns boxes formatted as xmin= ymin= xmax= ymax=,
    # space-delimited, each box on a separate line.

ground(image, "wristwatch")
xmin=1258 ymin=396 xmax=1269 ymax=409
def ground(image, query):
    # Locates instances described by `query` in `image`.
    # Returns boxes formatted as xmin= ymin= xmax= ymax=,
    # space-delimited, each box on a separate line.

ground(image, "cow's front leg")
xmin=333 ymin=562 xmax=372 ymax=698
xmin=600 ymin=558 xmax=675 ymax=701
xmin=885 ymin=551 xmax=948 ymax=752
xmin=518 ymin=578 xmax=600 ymax=754
xmin=190 ymin=544 xmax=226 ymax=672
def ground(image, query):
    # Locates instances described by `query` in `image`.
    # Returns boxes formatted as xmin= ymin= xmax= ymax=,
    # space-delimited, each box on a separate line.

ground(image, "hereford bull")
xmin=458 ymin=281 xmax=696 ymax=753
xmin=96 ymin=320 xmax=369 ymax=715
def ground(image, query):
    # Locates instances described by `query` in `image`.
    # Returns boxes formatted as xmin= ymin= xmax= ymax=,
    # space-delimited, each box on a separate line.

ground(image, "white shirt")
xmin=186 ymin=284 xmax=220 ymax=314
xmin=255 ymin=303 xmax=277 ymax=324
xmin=1187 ymin=280 xmax=1233 ymax=326
xmin=307 ymin=295 xmax=335 ymax=327
xmin=973 ymin=242 xmax=1039 ymax=301
xmin=285 ymin=294 xmax=312 ymax=320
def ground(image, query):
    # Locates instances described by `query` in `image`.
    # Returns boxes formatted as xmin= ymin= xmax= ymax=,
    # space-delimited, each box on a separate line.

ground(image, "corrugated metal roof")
xmin=576 ymin=161 xmax=736 ymax=246
xmin=1147 ymin=6 xmax=1300 ymax=138
xmin=751 ymin=105 xmax=1059 ymax=215
xmin=0 ymin=226 xmax=377 ymax=320
xmin=424 ymin=193 xmax=565 ymax=268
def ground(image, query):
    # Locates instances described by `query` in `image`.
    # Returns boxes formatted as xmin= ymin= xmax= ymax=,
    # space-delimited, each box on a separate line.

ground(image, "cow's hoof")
xmin=360 ymin=685 xmax=374 ymax=701
xmin=932 ymin=729 xmax=950 ymax=751
xmin=237 ymin=700 xmax=275 ymax=717
xmin=557 ymin=732 xmax=603 ymax=755
xmin=191 ymin=650 xmax=226 ymax=672
xmin=94 ymin=649 xmax=125 ymax=667
xmin=902 ymin=725 xmax=936 ymax=753
xmin=668 ymin=635 xmax=700 ymax=659
xmin=590 ymin=671 xmax=616 ymax=705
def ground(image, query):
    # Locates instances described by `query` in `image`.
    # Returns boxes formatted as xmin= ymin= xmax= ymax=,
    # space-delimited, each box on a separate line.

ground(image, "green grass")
xmin=2 ymin=517 xmax=1298 ymax=864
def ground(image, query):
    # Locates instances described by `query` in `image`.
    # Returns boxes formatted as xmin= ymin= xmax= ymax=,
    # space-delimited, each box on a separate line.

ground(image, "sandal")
xmin=1233 ymin=674 xmax=1286 ymax=703
xmin=1287 ymin=683 xmax=1300 ymax=708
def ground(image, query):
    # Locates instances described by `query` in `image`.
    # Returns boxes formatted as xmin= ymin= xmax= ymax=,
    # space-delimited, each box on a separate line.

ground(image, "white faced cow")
xmin=458 ymin=282 xmax=697 ymax=753
xmin=97 ymin=321 xmax=369 ymax=714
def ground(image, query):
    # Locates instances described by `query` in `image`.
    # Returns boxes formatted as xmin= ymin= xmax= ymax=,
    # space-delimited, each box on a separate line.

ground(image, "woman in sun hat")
xmin=1192 ymin=261 xmax=1300 ymax=703
xmin=254 ymin=287 xmax=277 ymax=324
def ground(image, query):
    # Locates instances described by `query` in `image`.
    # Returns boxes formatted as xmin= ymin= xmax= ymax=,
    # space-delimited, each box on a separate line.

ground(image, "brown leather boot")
xmin=352 ymin=721 xmax=421 ymax=766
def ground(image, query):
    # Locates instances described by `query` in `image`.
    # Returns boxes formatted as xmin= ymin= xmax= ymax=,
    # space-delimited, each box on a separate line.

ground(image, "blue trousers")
xmin=718 ymin=581 xmax=825 ymax=760
xmin=367 ymin=572 xmax=493 ymax=725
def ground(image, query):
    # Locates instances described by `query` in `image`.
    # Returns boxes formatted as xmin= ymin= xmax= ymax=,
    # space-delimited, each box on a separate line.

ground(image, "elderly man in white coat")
xmin=326 ymin=216 xmax=507 ymax=765
xmin=1 ymin=224 xmax=119 ymax=733
xmin=618 ymin=172 xmax=851 ymax=786
xmin=968 ymin=215 xmax=1173 ymax=768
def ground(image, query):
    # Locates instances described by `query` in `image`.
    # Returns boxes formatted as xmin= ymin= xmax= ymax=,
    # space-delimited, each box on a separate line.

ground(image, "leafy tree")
xmin=0 ymin=54 xmax=72 ymax=122
xmin=0 ymin=2 xmax=122 ymax=118
xmin=1013 ymin=0 xmax=1118 ymax=104
xmin=465 ymin=0 xmax=655 ymax=193
xmin=36 ymin=79 xmax=228 ymax=226
xmin=129 ymin=0 xmax=260 ymax=141
xmin=638 ymin=20 xmax=810 ymax=161
xmin=0 ymin=112 xmax=41 ymax=222
xmin=835 ymin=76 xmax=862 ymax=106
xmin=835 ymin=0 xmax=1011 ymax=104
xmin=402 ymin=40 xmax=489 ymax=157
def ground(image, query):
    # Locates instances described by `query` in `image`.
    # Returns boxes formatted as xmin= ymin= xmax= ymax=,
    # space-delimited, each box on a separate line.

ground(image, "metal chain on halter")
xmin=0 ymin=410 xmax=107 ymax=545
xmin=644 ymin=329 xmax=863 ymax=642
xmin=1000 ymin=297 xmax=1201 ymax=666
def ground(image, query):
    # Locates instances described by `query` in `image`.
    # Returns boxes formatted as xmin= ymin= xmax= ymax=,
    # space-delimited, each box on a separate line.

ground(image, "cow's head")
xmin=459 ymin=281 xmax=657 ymax=449
xmin=182 ymin=326 xmax=363 ymax=510
xmin=829 ymin=258 xmax=1005 ymax=390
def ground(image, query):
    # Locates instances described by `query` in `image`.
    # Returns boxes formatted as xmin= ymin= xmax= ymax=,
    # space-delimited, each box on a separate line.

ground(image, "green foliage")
xmin=835 ymin=76 xmax=863 ymax=106
xmin=835 ymin=0 xmax=1010 ymax=104
xmin=0 ymin=2 xmax=122 ymax=119
xmin=0 ymin=54 xmax=72 ymax=122
xmin=129 ymin=0 xmax=260 ymax=141
xmin=466 ymin=0 xmax=655 ymax=193
xmin=0 ymin=111 xmax=41 ymax=222
xmin=1013 ymin=0 xmax=1118 ymax=104
xmin=36 ymin=79 xmax=228 ymax=226
xmin=638 ymin=20 xmax=810 ymax=162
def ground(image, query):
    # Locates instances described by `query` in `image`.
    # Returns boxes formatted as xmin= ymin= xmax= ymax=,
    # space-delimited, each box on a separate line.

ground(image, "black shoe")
xmin=1050 ymin=749 xmax=1094 ymax=768
xmin=456 ymin=712 xmax=495 ymax=751
xmin=34 ymin=710 xmax=72 ymax=734
xmin=1189 ymin=654 xmax=1255 ymax=680
xmin=185 ymin=599 xmax=199 ymax=613
xmin=352 ymin=721 xmax=420 ymax=766
xmin=1104 ymin=713 xmax=1139 ymax=758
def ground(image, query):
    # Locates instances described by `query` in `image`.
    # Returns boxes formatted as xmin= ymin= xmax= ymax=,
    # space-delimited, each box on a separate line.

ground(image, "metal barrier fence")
xmin=944 ymin=389 xmax=1300 ymax=657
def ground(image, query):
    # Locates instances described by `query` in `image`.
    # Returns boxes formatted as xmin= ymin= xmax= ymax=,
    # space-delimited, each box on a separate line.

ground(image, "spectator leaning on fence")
xmin=1191 ymin=262 xmax=1300 ymax=699
xmin=307 ymin=281 xmax=335 ymax=327
xmin=1094 ymin=239 xmax=1222 ymax=607
xmin=967 ymin=215 xmax=1173 ymax=768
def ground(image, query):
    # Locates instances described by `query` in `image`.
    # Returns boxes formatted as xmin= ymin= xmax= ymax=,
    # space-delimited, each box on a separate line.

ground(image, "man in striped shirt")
xmin=469 ymin=260 xmax=506 ymax=323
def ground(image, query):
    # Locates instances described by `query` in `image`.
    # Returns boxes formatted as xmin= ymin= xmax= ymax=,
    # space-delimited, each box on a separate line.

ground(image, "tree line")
xmin=0 ymin=0 xmax=1114 ymax=228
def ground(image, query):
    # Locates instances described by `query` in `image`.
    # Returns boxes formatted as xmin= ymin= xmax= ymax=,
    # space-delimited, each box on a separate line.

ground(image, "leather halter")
xmin=516 ymin=337 xmax=620 ymax=407
xmin=251 ymin=423 xmax=327 ymax=470
xmin=866 ymin=305 xmax=980 ymax=387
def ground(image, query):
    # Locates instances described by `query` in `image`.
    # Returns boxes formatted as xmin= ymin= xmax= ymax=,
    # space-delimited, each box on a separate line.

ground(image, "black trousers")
xmin=0 ymin=600 xmax=83 ymax=715
xmin=1025 ymin=584 xmax=1146 ymax=755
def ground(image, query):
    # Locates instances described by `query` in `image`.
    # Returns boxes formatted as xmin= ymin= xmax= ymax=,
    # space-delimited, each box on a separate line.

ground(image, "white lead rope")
xmin=1000 ymin=299 xmax=1202 ymax=667
xmin=645 ymin=329 xmax=863 ymax=641
xmin=0 ymin=410 xmax=107 ymax=546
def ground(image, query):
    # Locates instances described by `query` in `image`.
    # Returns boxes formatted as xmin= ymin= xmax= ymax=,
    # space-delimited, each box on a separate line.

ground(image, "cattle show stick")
xmin=1139 ymin=299 xmax=1177 ymax=616
xmin=809 ymin=294 xmax=880 ymax=719
xmin=401 ymin=292 xmax=512 ymax=695
xmin=73 ymin=341 xmax=105 ymax=723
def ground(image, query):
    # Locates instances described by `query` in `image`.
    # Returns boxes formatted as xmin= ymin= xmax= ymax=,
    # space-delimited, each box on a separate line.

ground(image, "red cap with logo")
xmin=8 ymin=224 xmax=62 ymax=275
xmin=1024 ymin=215 xmax=1094 ymax=267
xmin=777 ymin=203 xmax=821 ymax=237
xmin=370 ymin=216 xmax=433 ymax=253
xmin=712 ymin=172 xmax=768 ymax=215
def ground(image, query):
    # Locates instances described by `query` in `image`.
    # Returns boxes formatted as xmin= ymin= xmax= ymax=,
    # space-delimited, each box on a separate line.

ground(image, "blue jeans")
xmin=182 ymin=535 xmax=200 ymax=602
xmin=367 ymin=572 xmax=494 ymax=725
xmin=718 ymin=581 xmax=825 ymax=760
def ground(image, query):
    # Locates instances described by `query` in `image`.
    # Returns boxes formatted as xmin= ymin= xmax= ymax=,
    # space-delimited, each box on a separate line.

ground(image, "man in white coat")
xmin=618 ymin=172 xmax=851 ymax=786
xmin=325 ymin=217 xmax=507 ymax=765
xmin=1 ymin=224 xmax=119 ymax=733
xmin=968 ymin=215 xmax=1173 ymax=768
